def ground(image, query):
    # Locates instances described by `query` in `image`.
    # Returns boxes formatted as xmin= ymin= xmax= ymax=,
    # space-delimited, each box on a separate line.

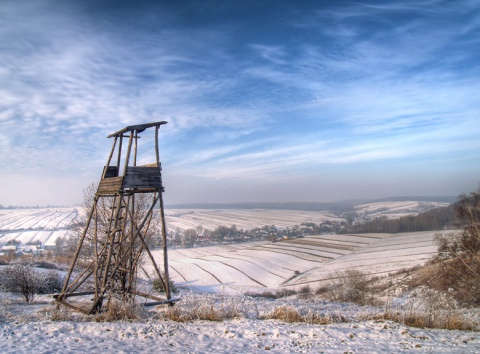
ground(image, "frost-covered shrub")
xmin=260 ymin=305 xmax=331 ymax=324
xmin=426 ymin=190 xmax=480 ymax=305
xmin=297 ymin=285 xmax=312 ymax=299
xmin=1 ymin=260 xmax=62 ymax=303
xmin=95 ymin=297 xmax=147 ymax=322
xmin=244 ymin=290 xmax=278 ymax=299
xmin=322 ymin=269 xmax=377 ymax=306
xmin=244 ymin=289 xmax=297 ymax=299
xmin=159 ymin=293 xmax=252 ymax=322
xmin=153 ymin=273 xmax=178 ymax=294
xmin=383 ymin=288 xmax=478 ymax=330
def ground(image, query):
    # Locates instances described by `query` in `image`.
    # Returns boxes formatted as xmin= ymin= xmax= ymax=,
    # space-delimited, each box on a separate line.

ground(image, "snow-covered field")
xmin=164 ymin=208 xmax=343 ymax=232
xmin=1 ymin=293 xmax=479 ymax=353
xmin=0 ymin=201 xmax=444 ymax=246
xmin=145 ymin=231 xmax=440 ymax=294
xmin=0 ymin=208 xmax=78 ymax=245
xmin=354 ymin=201 xmax=449 ymax=219
xmin=4 ymin=204 xmax=479 ymax=353
xmin=0 ymin=208 xmax=339 ymax=245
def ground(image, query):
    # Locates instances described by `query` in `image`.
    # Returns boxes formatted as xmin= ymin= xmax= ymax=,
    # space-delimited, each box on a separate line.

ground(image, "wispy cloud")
xmin=1 ymin=0 xmax=479 ymax=205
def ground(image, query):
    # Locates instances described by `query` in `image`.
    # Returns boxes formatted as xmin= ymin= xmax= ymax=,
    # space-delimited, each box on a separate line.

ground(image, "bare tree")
xmin=321 ymin=269 xmax=376 ymax=306
xmin=1 ymin=260 xmax=60 ymax=303
xmin=68 ymin=182 xmax=160 ymax=266
xmin=430 ymin=189 xmax=480 ymax=305
xmin=182 ymin=229 xmax=196 ymax=247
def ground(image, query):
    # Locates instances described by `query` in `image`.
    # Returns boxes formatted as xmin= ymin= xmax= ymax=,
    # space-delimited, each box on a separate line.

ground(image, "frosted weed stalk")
xmin=260 ymin=305 xmax=332 ymax=324
xmin=382 ymin=288 xmax=479 ymax=330
xmin=0 ymin=290 xmax=12 ymax=320
xmin=94 ymin=297 xmax=148 ymax=322
xmin=159 ymin=293 xmax=254 ymax=322
xmin=159 ymin=293 xmax=343 ymax=324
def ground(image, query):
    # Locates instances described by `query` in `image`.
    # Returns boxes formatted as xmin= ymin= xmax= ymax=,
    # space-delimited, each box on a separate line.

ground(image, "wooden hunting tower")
xmin=55 ymin=121 xmax=174 ymax=314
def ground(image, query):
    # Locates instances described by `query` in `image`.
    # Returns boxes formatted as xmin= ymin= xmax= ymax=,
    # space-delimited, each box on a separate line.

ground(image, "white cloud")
xmin=1 ymin=0 xmax=479 ymax=205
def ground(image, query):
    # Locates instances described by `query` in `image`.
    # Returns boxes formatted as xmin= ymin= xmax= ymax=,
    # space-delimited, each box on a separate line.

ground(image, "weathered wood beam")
xmin=53 ymin=291 xmax=95 ymax=299
xmin=156 ymin=124 xmax=171 ymax=300
xmin=107 ymin=121 xmax=167 ymax=138
xmin=55 ymin=300 xmax=90 ymax=314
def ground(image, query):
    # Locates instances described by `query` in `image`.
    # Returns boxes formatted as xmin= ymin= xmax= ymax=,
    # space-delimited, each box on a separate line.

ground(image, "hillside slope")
xmin=147 ymin=231 xmax=442 ymax=294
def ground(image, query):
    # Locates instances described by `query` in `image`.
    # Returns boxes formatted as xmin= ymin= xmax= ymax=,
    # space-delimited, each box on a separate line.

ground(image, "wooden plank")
xmin=53 ymin=291 xmax=96 ymax=299
xmin=143 ymin=298 xmax=181 ymax=306
xmin=124 ymin=167 xmax=162 ymax=189
xmin=103 ymin=166 xmax=118 ymax=178
xmin=126 ymin=167 xmax=161 ymax=175
xmin=132 ymin=290 xmax=181 ymax=305
xmin=56 ymin=299 xmax=89 ymax=314
xmin=97 ymin=176 xmax=124 ymax=194
xmin=133 ymin=290 xmax=166 ymax=301
xmin=107 ymin=121 xmax=167 ymax=138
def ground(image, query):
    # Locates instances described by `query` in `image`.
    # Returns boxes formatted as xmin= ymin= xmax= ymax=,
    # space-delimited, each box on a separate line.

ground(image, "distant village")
xmin=166 ymin=219 xmax=349 ymax=249
xmin=0 ymin=219 xmax=350 ymax=261
xmin=1 ymin=200 xmax=453 ymax=260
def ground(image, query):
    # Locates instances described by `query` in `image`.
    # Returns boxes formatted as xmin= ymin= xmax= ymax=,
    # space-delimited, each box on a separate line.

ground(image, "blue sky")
xmin=1 ymin=0 xmax=479 ymax=206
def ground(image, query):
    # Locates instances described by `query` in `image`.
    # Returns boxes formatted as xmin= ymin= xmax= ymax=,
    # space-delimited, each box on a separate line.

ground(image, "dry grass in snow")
xmin=1 ymin=292 xmax=479 ymax=353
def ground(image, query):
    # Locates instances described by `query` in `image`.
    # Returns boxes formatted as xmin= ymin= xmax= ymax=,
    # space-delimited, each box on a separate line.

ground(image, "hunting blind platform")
xmin=55 ymin=121 xmax=176 ymax=314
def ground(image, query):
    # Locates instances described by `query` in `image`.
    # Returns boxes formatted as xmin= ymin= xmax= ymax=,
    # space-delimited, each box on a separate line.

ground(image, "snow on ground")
xmin=146 ymin=232 xmax=439 ymax=294
xmin=164 ymin=209 xmax=343 ymax=232
xmin=354 ymin=201 xmax=450 ymax=219
xmin=0 ymin=208 xmax=77 ymax=246
xmin=286 ymin=231 xmax=441 ymax=288
xmin=1 ymin=293 xmax=479 ymax=353
xmin=4 ymin=206 xmax=478 ymax=353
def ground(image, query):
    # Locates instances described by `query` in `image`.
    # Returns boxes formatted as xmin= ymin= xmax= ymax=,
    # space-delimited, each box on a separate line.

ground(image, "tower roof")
xmin=107 ymin=121 xmax=167 ymax=138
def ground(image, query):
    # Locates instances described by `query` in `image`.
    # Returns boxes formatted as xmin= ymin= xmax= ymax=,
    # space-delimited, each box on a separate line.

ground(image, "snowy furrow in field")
xmin=0 ymin=232 xmax=21 ymax=243
xmin=15 ymin=231 xmax=39 ymax=244
xmin=328 ymin=251 xmax=437 ymax=269
xmin=169 ymin=248 xmax=209 ymax=260
xmin=249 ymin=244 xmax=334 ymax=262
xmin=0 ymin=209 xmax=77 ymax=248
xmin=31 ymin=230 xmax=53 ymax=243
xmin=232 ymin=249 xmax=319 ymax=273
xmin=288 ymin=258 xmax=436 ymax=287
xmin=147 ymin=250 xmax=226 ymax=291
xmin=261 ymin=243 xmax=350 ymax=257
xmin=15 ymin=211 xmax=51 ymax=229
xmin=2 ymin=213 xmax=38 ymax=230
xmin=163 ymin=209 xmax=341 ymax=231
xmin=286 ymin=238 xmax=358 ymax=251
xmin=166 ymin=218 xmax=202 ymax=231
xmin=311 ymin=234 xmax=386 ymax=244
xmin=292 ymin=253 xmax=434 ymax=282
xmin=190 ymin=248 xmax=300 ymax=279
xmin=194 ymin=255 xmax=286 ymax=287
xmin=167 ymin=259 xmax=241 ymax=293
xmin=338 ymin=245 xmax=438 ymax=261
xmin=179 ymin=247 xmax=295 ymax=279
xmin=201 ymin=253 xmax=291 ymax=280
xmin=34 ymin=210 xmax=76 ymax=229
xmin=287 ymin=248 xmax=436 ymax=286
xmin=172 ymin=257 xmax=264 ymax=288
xmin=167 ymin=261 xmax=224 ymax=291
xmin=167 ymin=246 xmax=320 ymax=289
xmin=363 ymin=231 xmax=438 ymax=247
xmin=0 ymin=210 xmax=20 ymax=226
xmin=46 ymin=230 xmax=71 ymax=244
xmin=353 ymin=242 xmax=436 ymax=254
xmin=0 ymin=211 xmax=33 ymax=228
xmin=221 ymin=242 xmax=271 ymax=251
